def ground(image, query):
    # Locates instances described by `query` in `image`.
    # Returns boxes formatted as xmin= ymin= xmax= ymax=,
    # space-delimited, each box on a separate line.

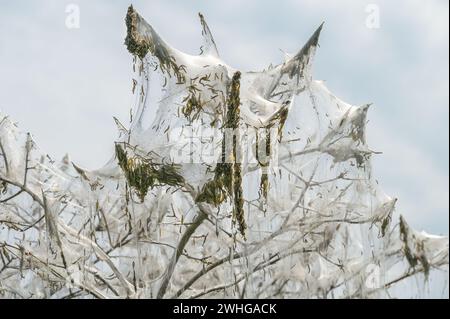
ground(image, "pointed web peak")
xmin=62 ymin=153 xmax=70 ymax=165
xmin=361 ymin=103 xmax=373 ymax=112
xmin=125 ymin=5 xmax=145 ymax=58
xmin=293 ymin=21 xmax=324 ymax=60
xmin=125 ymin=5 xmax=172 ymax=59
xmin=313 ymin=22 xmax=325 ymax=44
xmin=198 ymin=12 xmax=219 ymax=57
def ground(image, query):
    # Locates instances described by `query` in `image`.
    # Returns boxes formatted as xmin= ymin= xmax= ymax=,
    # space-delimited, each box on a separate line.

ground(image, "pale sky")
xmin=0 ymin=0 xmax=448 ymax=237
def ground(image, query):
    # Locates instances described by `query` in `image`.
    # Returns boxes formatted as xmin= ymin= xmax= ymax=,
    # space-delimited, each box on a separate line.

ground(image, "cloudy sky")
xmin=0 ymin=0 xmax=448 ymax=236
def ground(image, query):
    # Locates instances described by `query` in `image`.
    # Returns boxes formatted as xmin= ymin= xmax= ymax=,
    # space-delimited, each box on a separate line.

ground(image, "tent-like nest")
xmin=0 ymin=6 xmax=447 ymax=299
